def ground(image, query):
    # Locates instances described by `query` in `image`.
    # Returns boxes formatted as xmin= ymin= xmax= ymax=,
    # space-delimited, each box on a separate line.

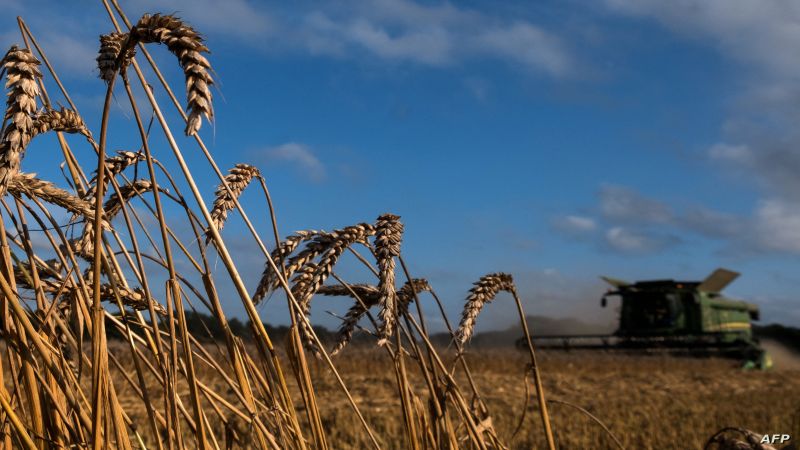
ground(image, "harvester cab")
xmin=524 ymin=269 xmax=771 ymax=369
xmin=598 ymin=268 xmax=770 ymax=369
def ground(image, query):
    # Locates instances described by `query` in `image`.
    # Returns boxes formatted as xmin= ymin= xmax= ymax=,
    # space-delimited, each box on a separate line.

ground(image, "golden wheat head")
xmin=455 ymin=273 xmax=515 ymax=346
xmin=0 ymin=45 xmax=41 ymax=195
xmin=207 ymin=163 xmax=260 ymax=241
xmin=375 ymin=213 xmax=403 ymax=345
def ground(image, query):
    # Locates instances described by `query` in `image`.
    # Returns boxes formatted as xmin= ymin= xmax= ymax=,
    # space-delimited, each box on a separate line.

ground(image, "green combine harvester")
xmin=523 ymin=268 xmax=771 ymax=369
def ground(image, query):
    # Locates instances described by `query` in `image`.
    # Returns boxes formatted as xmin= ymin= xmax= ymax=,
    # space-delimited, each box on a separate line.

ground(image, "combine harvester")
xmin=523 ymin=268 xmax=772 ymax=369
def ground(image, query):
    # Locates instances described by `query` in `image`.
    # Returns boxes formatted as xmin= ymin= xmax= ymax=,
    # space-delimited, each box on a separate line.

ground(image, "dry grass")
xmin=58 ymin=345 xmax=797 ymax=450
xmin=0 ymin=3 xmax=795 ymax=450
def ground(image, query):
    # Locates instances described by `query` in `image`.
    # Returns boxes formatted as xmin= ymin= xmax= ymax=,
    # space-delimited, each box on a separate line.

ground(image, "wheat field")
xmin=0 ymin=2 xmax=796 ymax=449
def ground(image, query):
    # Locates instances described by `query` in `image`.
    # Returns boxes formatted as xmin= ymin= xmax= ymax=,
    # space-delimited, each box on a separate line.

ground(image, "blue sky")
xmin=5 ymin=0 xmax=800 ymax=330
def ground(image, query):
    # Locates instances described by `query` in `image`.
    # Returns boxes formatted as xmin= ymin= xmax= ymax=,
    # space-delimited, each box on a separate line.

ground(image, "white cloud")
xmin=289 ymin=0 xmax=575 ymax=76
xmin=306 ymin=14 xmax=454 ymax=65
xmin=599 ymin=184 xmax=672 ymax=223
xmin=605 ymin=226 xmax=675 ymax=253
xmin=33 ymin=33 xmax=99 ymax=80
xmin=127 ymin=0 xmax=272 ymax=38
xmin=261 ymin=142 xmax=326 ymax=182
xmin=753 ymin=199 xmax=800 ymax=254
xmin=708 ymin=143 xmax=753 ymax=165
xmin=679 ymin=207 xmax=743 ymax=239
xmin=604 ymin=1 xmax=800 ymax=203
xmin=554 ymin=215 xmax=597 ymax=234
xmin=474 ymin=23 xmax=572 ymax=76
xmin=604 ymin=1 xmax=800 ymax=78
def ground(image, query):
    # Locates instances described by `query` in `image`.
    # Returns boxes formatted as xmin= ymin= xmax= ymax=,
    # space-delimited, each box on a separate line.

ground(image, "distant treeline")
xmin=104 ymin=311 xmax=341 ymax=344
xmin=101 ymin=311 xmax=800 ymax=353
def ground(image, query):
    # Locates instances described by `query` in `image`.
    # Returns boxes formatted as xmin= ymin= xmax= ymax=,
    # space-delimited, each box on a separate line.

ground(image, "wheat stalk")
xmin=0 ymin=45 xmax=40 ymax=195
xmin=375 ymin=213 xmax=403 ymax=344
xmin=455 ymin=273 xmax=515 ymax=345
xmin=207 ymin=164 xmax=260 ymax=239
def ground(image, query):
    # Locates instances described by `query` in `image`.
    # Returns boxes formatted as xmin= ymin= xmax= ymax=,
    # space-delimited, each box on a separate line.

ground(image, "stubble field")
xmin=102 ymin=344 xmax=800 ymax=449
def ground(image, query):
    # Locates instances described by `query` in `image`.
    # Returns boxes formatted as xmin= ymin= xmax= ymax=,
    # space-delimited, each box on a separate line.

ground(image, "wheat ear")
xmin=85 ymin=150 xmax=147 ymax=199
xmin=329 ymin=279 xmax=428 ymax=356
xmin=12 ymin=263 xmax=166 ymax=316
xmin=32 ymin=108 xmax=92 ymax=140
xmin=316 ymin=284 xmax=381 ymax=299
xmin=97 ymin=32 xmax=135 ymax=82
xmin=455 ymin=273 xmax=515 ymax=345
xmin=8 ymin=172 xmax=95 ymax=219
xmin=375 ymin=213 xmax=403 ymax=345
xmin=74 ymin=179 xmax=155 ymax=258
xmin=252 ymin=229 xmax=320 ymax=303
xmin=100 ymin=14 xmax=213 ymax=135
xmin=207 ymin=164 xmax=260 ymax=240
xmin=0 ymin=45 xmax=40 ymax=195
xmin=102 ymin=179 xmax=154 ymax=218
xmin=300 ymin=224 xmax=376 ymax=308
xmin=253 ymin=224 xmax=375 ymax=303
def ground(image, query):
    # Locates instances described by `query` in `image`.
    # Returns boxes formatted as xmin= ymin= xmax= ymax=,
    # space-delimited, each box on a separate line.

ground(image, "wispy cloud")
xmin=552 ymin=215 xmax=597 ymax=236
xmin=604 ymin=1 xmax=800 ymax=255
xmin=604 ymin=226 xmax=678 ymax=254
xmin=258 ymin=0 xmax=578 ymax=77
xmin=598 ymin=184 xmax=672 ymax=224
xmin=127 ymin=0 xmax=272 ymax=38
xmin=559 ymin=183 xmax=800 ymax=257
xmin=260 ymin=142 xmax=326 ymax=183
xmin=38 ymin=33 xmax=99 ymax=80
xmin=753 ymin=199 xmax=800 ymax=254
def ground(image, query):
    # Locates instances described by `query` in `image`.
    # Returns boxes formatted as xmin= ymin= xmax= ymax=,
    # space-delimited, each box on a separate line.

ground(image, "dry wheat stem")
xmin=375 ymin=213 xmax=403 ymax=344
xmin=456 ymin=273 xmax=515 ymax=345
